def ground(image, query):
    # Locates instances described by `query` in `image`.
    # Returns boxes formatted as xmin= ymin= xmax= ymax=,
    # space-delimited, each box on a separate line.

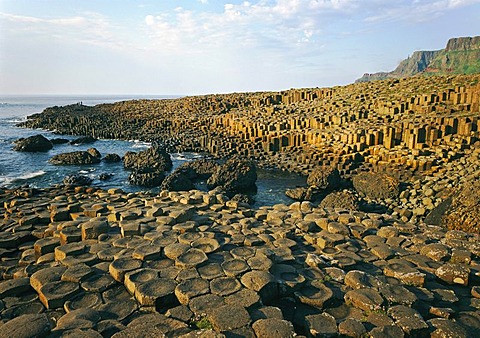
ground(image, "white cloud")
xmin=0 ymin=11 xmax=127 ymax=50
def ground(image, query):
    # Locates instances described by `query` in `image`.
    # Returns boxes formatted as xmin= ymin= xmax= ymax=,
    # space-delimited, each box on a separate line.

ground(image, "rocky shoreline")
xmin=0 ymin=184 xmax=479 ymax=337
xmin=2 ymin=74 xmax=480 ymax=336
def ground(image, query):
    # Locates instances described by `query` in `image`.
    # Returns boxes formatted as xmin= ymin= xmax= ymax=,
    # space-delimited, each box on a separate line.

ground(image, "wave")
xmin=0 ymin=171 xmax=46 ymax=186
xmin=131 ymin=140 xmax=151 ymax=149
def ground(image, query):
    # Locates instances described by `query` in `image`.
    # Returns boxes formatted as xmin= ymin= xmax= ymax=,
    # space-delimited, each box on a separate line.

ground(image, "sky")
xmin=0 ymin=0 xmax=479 ymax=95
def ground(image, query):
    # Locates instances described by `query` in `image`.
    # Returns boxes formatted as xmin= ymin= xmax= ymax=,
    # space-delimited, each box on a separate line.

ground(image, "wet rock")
xmin=13 ymin=134 xmax=53 ymax=152
xmin=50 ymin=151 xmax=101 ymax=165
xmin=70 ymin=136 xmax=97 ymax=145
xmin=103 ymin=153 xmax=122 ymax=163
xmin=128 ymin=169 xmax=164 ymax=187
xmin=87 ymin=148 xmax=101 ymax=158
xmin=63 ymin=175 xmax=93 ymax=186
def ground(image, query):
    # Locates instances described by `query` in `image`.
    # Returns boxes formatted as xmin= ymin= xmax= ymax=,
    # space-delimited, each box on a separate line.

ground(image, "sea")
xmin=0 ymin=95 xmax=306 ymax=206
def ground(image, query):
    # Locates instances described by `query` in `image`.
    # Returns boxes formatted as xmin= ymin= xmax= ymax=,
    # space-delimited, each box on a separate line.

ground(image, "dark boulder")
xmin=99 ymin=173 xmax=113 ymax=181
xmin=128 ymin=169 xmax=165 ymax=187
xmin=319 ymin=190 xmax=360 ymax=211
xmin=63 ymin=175 xmax=92 ymax=186
xmin=307 ymin=166 xmax=341 ymax=190
xmin=161 ymin=168 xmax=195 ymax=191
xmin=70 ymin=136 xmax=97 ymax=145
xmin=49 ymin=151 xmax=101 ymax=165
xmin=103 ymin=153 xmax=122 ymax=163
xmin=123 ymin=146 xmax=172 ymax=172
xmin=180 ymin=159 xmax=219 ymax=179
xmin=352 ymin=172 xmax=400 ymax=200
xmin=50 ymin=138 xmax=69 ymax=145
xmin=207 ymin=157 xmax=257 ymax=193
xmin=87 ymin=148 xmax=101 ymax=159
xmin=13 ymin=134 xmax=53 ymax=152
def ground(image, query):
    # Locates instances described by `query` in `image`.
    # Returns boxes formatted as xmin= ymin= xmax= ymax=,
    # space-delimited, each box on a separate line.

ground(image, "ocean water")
xmin=0 ymin=95 xmax=306 ymax=205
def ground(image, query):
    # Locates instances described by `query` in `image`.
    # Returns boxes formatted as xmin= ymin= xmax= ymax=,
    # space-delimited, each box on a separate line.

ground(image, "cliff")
xmin=356 ymin=36 xmax=480 ymax=82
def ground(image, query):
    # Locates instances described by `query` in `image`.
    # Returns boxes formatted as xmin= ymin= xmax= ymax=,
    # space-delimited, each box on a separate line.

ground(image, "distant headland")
xmin=356 ymin=36 xmax=480 ymax=83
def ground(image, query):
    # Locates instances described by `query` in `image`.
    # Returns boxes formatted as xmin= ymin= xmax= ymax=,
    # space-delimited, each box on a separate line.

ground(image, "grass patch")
xmin=194 ymin=317 xmax=213 ymax=330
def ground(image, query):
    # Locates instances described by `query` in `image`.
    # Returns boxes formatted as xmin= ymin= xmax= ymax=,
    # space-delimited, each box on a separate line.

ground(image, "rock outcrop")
xmin=207 ymin=157 xmax=257 ymax=193
xmin=49 ymin=151 xmax=101 ymax=165
xmin=352 ymin=172 xmax=400 ymax=201
xmin=13 ymin=134 xmax=53 ymax=152
xmin=123 ymin=146 xmax=172 ymax=172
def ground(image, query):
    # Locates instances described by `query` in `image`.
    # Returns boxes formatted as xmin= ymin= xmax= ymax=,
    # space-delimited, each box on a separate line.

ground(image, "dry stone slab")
xmin=0 ymin=313 xmax=52 ymax=338
xmin=61 ymin=263 xmax=94 ymax=283
xmin=124 ymin=268 xmax=159 ymax=295
xmin=109 ymin=257 xmax=143 ymax=282
xmin=55 ymin=242 xmax=86 ymax=261
xmin=208 ymin=304 xmax=251 ymax=332
xmin=64 ymin=292 xmax=103 ymax=313
xmin=175 ymin=248 xmax=208 ymax=268
xmin=134 ymin=277 xmax=177 ymax=309
xmin=388 ymin=305 xmax=429 ymax=336
xmin=221 ymin=258 xmax=250 ymax=277
xmin=295 ymin=280 xmax=334 ymax=309
xmin=81 ymin=273 xmax=116 ymax=293
xmin=369 ymin=325 xmax=405 ymax=338
xmin=164 ymin=242 xmax=190 ymax=260
xmin=0 ymin=277 xmax=32 ymax=298
xmin=175 ymin=278 xmax=210 ymax=305
xmin=188 ymin=294 xmax=225 ymax=316
xmin=132 ymin=244 xmax=162 ymax=261
xmin=38 ymin=280 xmax=80 ymax=309
xmin=435 ymin=263 xmax=470 ymax=286
xmin=338 ymin=318 xmax=366 ymax=337
xmin=225 ymin=288 xmax=260 ymax=309
xmin=30 ymin=266 xmax=67 ymax=292
xmin=97 ymin=298 xmax=138 ymax=322
xmin=191 ymin=237 xmax=220 ymax=253
xmin=210 ymin=277 xmax=242 ymax=297
xmin=240 ymin=270 xmax=278 ymax=303
xmin=81 ymin=220 xmax=109 ymax=240
xmin=252 ymin=318 xmax=295 ymax=338
xmin=198 ymin=263 xmax=226 ymax=280
xmin=304 ymin=312 xmax=338 ymax=337
xmin=344 ymin=288 xmax=385 ymax=312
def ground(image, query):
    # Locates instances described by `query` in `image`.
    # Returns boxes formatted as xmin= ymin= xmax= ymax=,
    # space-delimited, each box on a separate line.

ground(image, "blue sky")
xmin=1 ymin=0 xmax=479 ymax=95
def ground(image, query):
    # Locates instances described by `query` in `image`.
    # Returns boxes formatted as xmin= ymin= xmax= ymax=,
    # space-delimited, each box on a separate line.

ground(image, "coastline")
xmin=1 ymin=76 xmax=480 ymax=335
